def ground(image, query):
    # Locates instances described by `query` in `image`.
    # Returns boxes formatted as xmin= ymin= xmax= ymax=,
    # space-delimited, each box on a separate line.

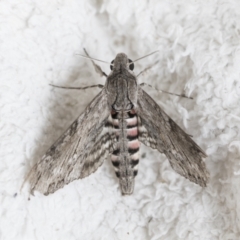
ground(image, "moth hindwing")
xmin=25 ymin=52 xmax=209 ymax=196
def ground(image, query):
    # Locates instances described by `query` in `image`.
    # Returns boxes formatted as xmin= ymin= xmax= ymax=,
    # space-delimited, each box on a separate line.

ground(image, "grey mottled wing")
xmin=27 ymin=89 xmax=112 ymax=195
xmin=137 ymin=87 xmax=209 ymax=187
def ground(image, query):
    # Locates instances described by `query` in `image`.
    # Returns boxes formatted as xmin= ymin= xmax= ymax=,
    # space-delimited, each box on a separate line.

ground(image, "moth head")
xmin=110 ymin=53 xmax=134 ymax=71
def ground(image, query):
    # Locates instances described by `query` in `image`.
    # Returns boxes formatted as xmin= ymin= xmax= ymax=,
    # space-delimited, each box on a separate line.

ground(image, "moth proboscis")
xmin=23 ymin=49 xmax=209 ymax=196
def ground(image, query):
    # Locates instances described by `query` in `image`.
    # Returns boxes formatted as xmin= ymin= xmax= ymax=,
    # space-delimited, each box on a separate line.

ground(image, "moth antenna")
xmin=140 ymin=82 xmax=193 ymax=99
xmin=130 ymin=50 xmax=159 ymax=66
xmin=75 ymin=53 xmax=110 ymax=65
xmin=49 ymin=84 xmax=104 ymax=90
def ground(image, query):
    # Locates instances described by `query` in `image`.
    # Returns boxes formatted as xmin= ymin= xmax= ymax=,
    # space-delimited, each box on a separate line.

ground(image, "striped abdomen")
xmin=111 ymin=109 xmax=140 ymax=195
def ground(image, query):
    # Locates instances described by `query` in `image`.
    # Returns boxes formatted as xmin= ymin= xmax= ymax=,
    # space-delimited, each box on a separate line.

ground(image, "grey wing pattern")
xmin=137 ymin=87 xmax=209 ymax=187
xmin=26 ymin=89 xmax=111 ymax=195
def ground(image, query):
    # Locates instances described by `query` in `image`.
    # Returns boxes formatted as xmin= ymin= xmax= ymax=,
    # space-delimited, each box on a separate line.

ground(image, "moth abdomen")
xmin=110 ymin=109 xmax=140 ymax=194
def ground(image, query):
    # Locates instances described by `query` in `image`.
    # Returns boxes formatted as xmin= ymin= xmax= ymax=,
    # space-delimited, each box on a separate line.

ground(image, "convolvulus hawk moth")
xmin=24 ymin=50 xmax=209 ymax=195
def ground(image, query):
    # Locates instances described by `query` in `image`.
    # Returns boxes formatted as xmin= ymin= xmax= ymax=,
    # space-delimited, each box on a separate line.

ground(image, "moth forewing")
xmin=137 ymin=87 xmax=209 ymax=187
xmin=26 ymin=89 xmax=111 ymax=195
xmin=24 ymin=51 xmax=209 ymax=196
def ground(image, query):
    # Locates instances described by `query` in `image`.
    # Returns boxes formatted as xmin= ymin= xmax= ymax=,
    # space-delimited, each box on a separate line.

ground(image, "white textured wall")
xmin=1 ymin=1 xmax=240 ymax=239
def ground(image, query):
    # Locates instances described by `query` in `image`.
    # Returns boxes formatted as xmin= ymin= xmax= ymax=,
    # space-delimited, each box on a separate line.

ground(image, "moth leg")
xmin=49 ymin=84 xmax=104 ymax=90
xmin=83 ymin=48 xmax=108 ymax=78
xmin=136 ymin=60 xmax=159 ymax=77
xmin=139 ymin=83 xmax=193 ymax=99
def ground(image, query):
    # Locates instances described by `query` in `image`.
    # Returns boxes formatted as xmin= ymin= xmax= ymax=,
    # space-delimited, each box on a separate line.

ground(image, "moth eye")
xmin=110 ymin=60 xmax=114 ymax=70
xmin=128 ymin=59 xmax=134 ymax=71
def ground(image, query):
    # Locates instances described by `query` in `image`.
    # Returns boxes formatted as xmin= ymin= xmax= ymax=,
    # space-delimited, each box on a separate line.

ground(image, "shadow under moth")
xmin=24 ymin=49 xmax=209 ymax=195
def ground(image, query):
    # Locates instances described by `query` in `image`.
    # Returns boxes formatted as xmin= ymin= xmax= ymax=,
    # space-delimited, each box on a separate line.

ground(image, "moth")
xmin=24 ymin=49 xmax=209 ymax=195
